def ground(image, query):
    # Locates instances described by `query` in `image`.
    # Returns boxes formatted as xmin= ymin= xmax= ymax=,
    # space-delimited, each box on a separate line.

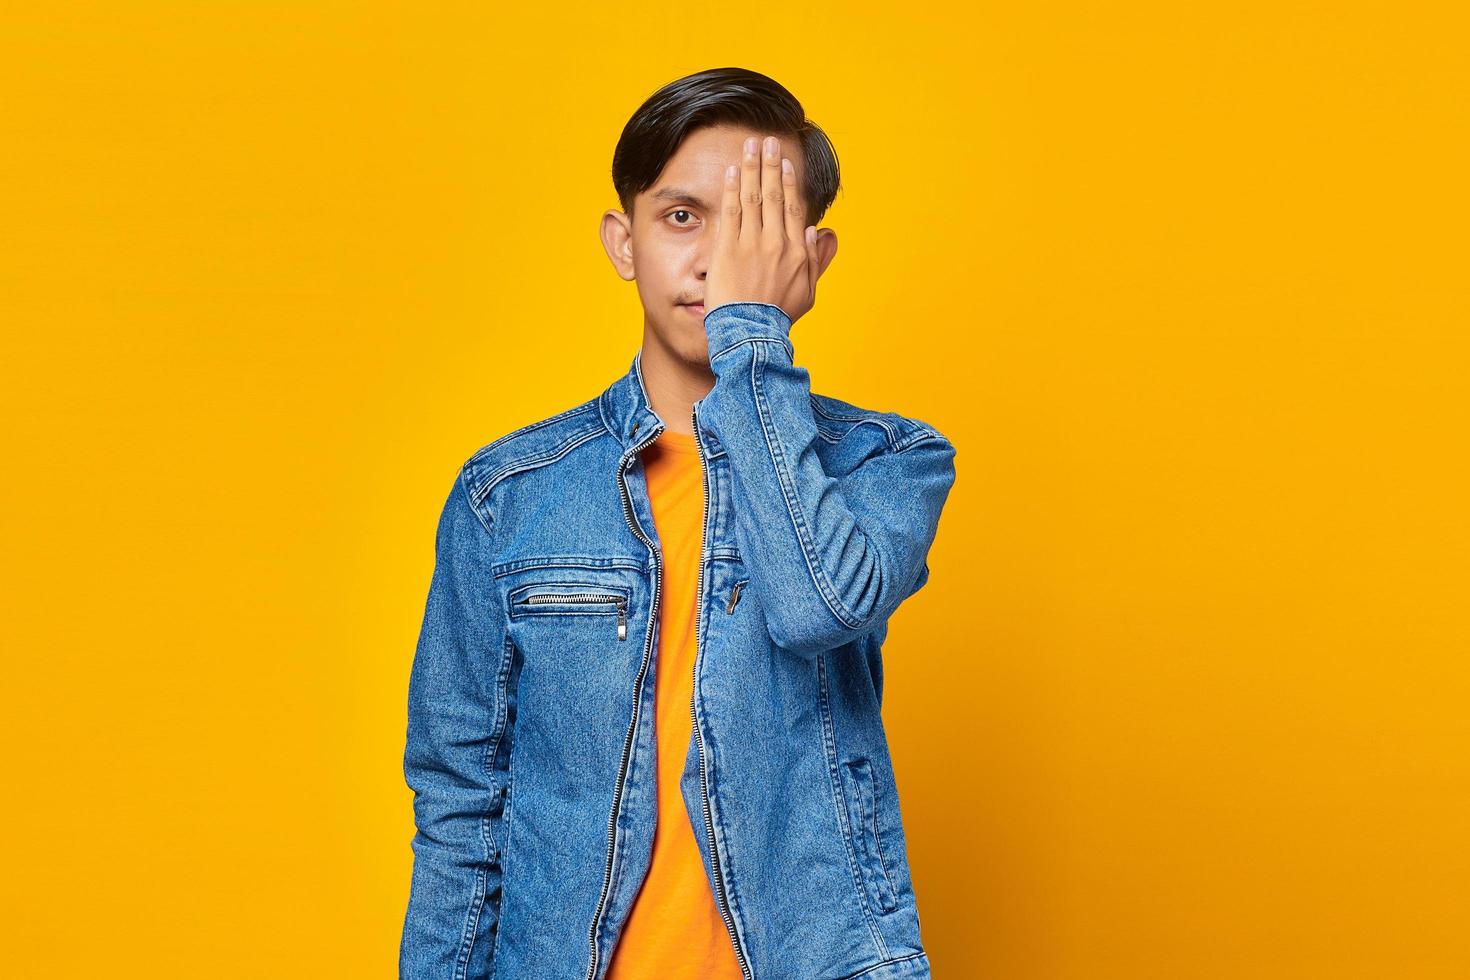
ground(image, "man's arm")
xmin=400 ymin=466 xmax=507 ymax=979
xmin=697 ymin=301 xmax=958 ymax=657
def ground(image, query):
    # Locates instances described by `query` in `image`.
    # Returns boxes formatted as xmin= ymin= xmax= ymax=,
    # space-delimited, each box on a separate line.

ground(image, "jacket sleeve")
xmin=400 ymin=465 xmax=508 ymax=979
xmin=696 ymin=301 xmax=958 ymax=657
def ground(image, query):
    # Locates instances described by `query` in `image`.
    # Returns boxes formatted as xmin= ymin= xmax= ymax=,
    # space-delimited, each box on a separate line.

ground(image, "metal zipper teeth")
xmin=690 ymin=403 xmax=754 ymax=980
xmin=521 ymin=592 xmax=622 ymax=603
xmin=520 ymin=593 xmax=628 ymax=640
xmin=584 ymin=423 xmax=663 ymax=980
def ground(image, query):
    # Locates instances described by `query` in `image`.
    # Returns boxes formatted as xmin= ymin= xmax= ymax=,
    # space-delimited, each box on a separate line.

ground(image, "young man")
xmin=400 ymin=68 xmax=956 ymax=980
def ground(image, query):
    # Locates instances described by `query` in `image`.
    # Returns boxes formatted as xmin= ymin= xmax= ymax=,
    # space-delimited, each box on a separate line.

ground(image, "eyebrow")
xmin=649 ymin=186 xmax=714 ymax=210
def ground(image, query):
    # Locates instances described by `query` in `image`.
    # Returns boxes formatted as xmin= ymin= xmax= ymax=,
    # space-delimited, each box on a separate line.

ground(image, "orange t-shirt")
xmin=605 ymin=427 xmax=744 ymax=980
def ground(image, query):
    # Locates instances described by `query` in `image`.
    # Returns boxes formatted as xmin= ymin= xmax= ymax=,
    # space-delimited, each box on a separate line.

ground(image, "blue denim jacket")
xmin=400 ymin=302 xmax=957 ymax=980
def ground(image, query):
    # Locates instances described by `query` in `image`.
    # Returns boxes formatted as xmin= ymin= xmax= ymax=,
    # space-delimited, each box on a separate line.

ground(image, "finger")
xmin=718 ymin=162 xmax=740 ymax=251
xmin=761 ymin=135 xmax=784 ymax=238
xmin=781 ymin=155 xmax=804 ymax=245
xmin=739 ymin=135 xmax=761 ymax=244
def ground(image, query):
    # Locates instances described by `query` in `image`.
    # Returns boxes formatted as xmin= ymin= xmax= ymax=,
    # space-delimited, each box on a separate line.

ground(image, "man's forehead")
xmin=643 ymin=127 xmax=807 ymax=207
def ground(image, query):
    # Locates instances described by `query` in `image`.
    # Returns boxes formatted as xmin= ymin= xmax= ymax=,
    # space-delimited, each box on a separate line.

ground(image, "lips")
xmin=681 ymin=302 xmax=706 ymax=317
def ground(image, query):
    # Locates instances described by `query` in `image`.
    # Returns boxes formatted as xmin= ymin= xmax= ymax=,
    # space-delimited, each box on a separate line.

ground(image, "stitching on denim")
xmin=817 ymin=653 xmax=890 ymax=959
xmin=468 ymin=399 xmax=599 ymax=463
xmin=458 ymin=463 xmax=495 ymax=539
xmin=484 ymin=634 xmax=515 ymax=854
xmin=810 ymin=398 xmax=903 ymax=448
xmin=810 ymin=395 xmax=906 ymax=447
xmin=893 ymin=430 xmax=944 ymax=454
xmin=434 ymin=465 xmax=504 ymax=976
xmin=812 ymin=394 xmax=944 ymax=453
xmin=867 ymin=764 xmax=899 ymax=906
xmin=471 ymin=425 xmax=607 ymax=505
xmin=710 ymin=334 xmax=793 ymax=362
xmin=454 ymin=865 xmax=487 ymax=980
xmin=855 ymin=761 xmax=898 ymax=911
xmin=850 ymin=765 xmax=875 ymax=887
xmin=596 ymin=385 xmax=619 ymax=444
xmin=748 ymin=343 xmax=866 ymax=631
xmin=459 ymin=579 xmax=514 ymax=977
xmin=491 ymin=555 xmax=644 ymax=578
xmin=488 ymin=644 xmax=521 ymax=970
xmin=809 ymin=395 xmax=864 ymax=421
xmin=837 ymin=951 xmax=930 ymax=980
xmin=848 ymin=418 xmax=901 ymax=450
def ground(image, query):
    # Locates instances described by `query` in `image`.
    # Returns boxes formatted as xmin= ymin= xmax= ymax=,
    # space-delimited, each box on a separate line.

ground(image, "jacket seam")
xmin=817 ymin=652 xmax=891 ymax=959
xmin=748 ymin=342 xmax=869 ymax=631
xmin=469 ymin=426 xmax=608 ymax=507
xmin=838 ymin=951 xmax=930 ymax=980
xmin=810 ymin=397 xmax=903 ymax=447
xmin=468 ymin=400 xmax=599 ymax=462
xmin=848 ymin=761 xmax=898 ymax=913
xmin=866 ymin=766 xmax=899 ymax=904
xmin=892 ymin=430 xmax=945 ymax=454
xmin=710 ymin=333 xmax=794 ymax=363
xmin=450 ymin=471 xmax=506 ymax=974
xmin=457 ymin=461 xmax=495 ymax=540
xmin=488 ymin=637 xmax=520 ymax=970
xmin=453 ymin=865 xmax=488 ymax=980
xmin=483 ymin=633 xmax=516 ymax=854
xmin=811 ymin=394 xmax=946 ymax=453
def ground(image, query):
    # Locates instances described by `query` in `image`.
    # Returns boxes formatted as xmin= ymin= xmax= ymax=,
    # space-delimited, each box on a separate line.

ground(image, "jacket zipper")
xmin=518 ymin=592 xmax=628 ymax=641
xmin=690 ymin=403 xmax=754 ymax=979
xmin=584 ymin=421 xmax=663 ymax=980
xmin=726 ymin=580 xmax=745 ymax=615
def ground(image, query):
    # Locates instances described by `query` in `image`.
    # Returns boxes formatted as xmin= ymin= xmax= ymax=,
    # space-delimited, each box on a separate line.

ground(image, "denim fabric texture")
xmin=400 ymin=301 xmax=958 ymax=980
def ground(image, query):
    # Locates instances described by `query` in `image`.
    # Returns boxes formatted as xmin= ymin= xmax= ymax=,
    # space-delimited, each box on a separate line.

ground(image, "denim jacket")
xmin=400 ymin=302 xmax=957 ymax=980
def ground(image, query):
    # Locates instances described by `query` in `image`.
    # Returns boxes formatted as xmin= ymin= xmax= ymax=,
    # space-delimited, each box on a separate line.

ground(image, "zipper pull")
xmin=726 ymin=580 xmax=745 ymax=615
xmin=617 ymin=599 xmax=627 ymax=640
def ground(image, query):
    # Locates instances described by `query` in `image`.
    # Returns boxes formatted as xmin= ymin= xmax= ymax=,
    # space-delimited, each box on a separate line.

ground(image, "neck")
xmin=637 ymin=319 xmax=715 ymax=436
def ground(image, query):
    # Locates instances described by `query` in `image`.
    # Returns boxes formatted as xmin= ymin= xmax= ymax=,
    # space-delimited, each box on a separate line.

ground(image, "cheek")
xmin=633 ymin=238 xmax=691 ymax=281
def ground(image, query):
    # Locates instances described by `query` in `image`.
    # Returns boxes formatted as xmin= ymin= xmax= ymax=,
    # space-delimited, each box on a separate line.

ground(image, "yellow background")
xmin=3 ymin=2 xmax=1466 ymax=977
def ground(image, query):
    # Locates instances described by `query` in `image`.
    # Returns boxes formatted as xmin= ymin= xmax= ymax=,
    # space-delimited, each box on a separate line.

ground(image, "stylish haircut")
xmin=612 ymin=67 xmax=842 ymax=227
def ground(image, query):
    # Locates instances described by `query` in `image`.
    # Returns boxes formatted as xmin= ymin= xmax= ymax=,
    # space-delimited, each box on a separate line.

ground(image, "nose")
xmin=692 ymin=231 xmax=710 ymax=279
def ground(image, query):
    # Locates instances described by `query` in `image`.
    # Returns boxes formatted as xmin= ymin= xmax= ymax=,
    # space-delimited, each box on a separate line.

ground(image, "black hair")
xmin=612 ymin=67 xmax=842 ymax=227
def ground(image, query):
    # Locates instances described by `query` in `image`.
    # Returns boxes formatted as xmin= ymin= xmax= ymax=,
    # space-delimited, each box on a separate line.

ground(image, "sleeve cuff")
xmin=704 ymin=301 xmax=794 ymax=360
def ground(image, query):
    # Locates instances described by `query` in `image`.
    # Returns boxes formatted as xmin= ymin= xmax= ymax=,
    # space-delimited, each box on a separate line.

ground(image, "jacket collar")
xmin=597 ymin=348 xmax=667 ymax=454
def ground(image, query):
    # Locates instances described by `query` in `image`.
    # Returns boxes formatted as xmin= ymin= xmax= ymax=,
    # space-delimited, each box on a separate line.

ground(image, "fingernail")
xmin=745 ymin=137 xmax=756 ymax=155
xmin=782 ymin=158 xmax=792 ymax=175
xmin=765 ymin=136 xmax=777 ymax=156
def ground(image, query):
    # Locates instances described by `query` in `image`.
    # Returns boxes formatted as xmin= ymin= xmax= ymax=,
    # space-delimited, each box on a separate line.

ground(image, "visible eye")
xmin=666 ymin=209 xmax=699 ymax=227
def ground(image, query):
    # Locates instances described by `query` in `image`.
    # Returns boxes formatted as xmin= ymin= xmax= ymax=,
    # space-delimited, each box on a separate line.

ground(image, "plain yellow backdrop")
xmin=3 ymin=2 xmax=1466 ymax=977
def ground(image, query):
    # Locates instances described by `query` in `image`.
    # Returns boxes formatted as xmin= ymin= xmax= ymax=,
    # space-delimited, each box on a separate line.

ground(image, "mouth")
xmin=679 ymin=301 xmax=706 ymax=318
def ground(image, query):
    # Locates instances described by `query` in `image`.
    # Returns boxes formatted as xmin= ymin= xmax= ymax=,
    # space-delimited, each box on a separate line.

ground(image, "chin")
xmin=675 ymin=328 xmax=712 ymax=366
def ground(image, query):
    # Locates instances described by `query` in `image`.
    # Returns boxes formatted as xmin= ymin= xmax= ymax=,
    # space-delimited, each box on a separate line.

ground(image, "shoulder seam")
xmin=468 ymin=424 xmax=609 ymax=507
xmin=456 ymin=459 xmax=495 ymax=538
xmin=466 ymin=399 xmax=600 ymax=466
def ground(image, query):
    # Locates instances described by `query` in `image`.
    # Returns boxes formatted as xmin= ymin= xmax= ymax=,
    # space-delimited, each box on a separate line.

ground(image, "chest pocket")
xmin=508 ymin=580 xmax=632 ymax=641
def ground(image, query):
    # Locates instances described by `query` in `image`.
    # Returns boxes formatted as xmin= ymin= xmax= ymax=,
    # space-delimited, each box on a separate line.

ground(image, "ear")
xmin=812 ymin=227 xmax=838 ymax=281
xmin=600 ymin=209 xmax=636 ymax=281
